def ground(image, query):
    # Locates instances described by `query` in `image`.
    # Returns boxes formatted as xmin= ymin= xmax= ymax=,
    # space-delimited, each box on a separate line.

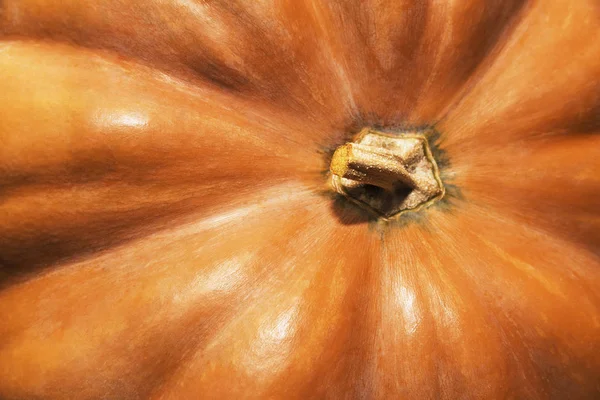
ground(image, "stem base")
xmin=329 ymin=128 xmax=444 ymax=219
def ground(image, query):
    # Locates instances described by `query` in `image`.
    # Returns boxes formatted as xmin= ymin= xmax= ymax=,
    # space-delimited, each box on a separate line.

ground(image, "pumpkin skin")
xmin=1 ymin=0 xmax=600 ymax=398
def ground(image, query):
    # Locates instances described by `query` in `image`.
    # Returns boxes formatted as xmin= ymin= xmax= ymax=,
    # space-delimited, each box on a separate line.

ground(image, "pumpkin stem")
xmin=329 ymin=128 xmax=444 ymax=218
xmin=330 ymin=143 xmax=418 ymax=191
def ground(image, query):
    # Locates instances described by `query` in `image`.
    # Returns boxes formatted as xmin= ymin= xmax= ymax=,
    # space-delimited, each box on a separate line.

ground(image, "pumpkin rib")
xmin=0 ymin=39 xmax=329 ymax=147
xmin=374 ymin=229 xmax=442 ymax=397
xmin=429 ymin=212 xmax=600 ymax=396
xmin=411 ymin=227 xmax=511 ymax=398
xmin=445 ymin=204 xmax=600 ymax=307
xmin=429 ymin=0 xmax=532 ymax=125
xmin=372 ymin=227 xmax=476 ymax=397
xmin=303 ymin=0 xmax=530 ymax=126
xmin=0 ymin=186 xmax=332 ymax=400
xmin=412 ymin=0 xmax=534 ymax=124
xmin=0 ymin=180 xmax=320 ymax=285
xmin=0 ymin=0 xmax=257 ymax=93
xmin=438 ymin=0 xmax=600 ymax=148
xmin=0 ymin=40 xmax=327 ymax=281
xmin=4 ymin=0 xmax=536 ymax=125
xmin=148 ymin=200 xmax=339 ymax=399
xmin=0 ymin=0 xmax=362 ymax=126
xmin=418 ymin=221 xmax=553 ymax=398
xmin=447 ymin=133 xmax=600 ymax=252
xmin=148 ymin=206 xmax=378 ymax=399
xmin=1 ymin=0 xmax=600 ymax=398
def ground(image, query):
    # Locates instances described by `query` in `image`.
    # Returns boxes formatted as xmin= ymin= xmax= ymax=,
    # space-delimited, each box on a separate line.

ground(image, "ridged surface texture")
xmin=0 ymin=1 xmax=599 ymax=399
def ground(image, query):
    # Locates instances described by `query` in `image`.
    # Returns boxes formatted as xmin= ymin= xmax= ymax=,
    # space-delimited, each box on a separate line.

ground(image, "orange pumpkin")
xmin=1 ymin=0 xmax=599 ymax=399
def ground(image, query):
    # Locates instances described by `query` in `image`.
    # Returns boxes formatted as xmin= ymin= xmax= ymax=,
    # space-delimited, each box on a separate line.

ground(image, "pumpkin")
xmin=1 ymin=0 xmax=599 ymax=398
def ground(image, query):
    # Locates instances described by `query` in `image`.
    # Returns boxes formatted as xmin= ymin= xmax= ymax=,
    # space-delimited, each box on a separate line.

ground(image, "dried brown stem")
xmin=329 ymin=128 xmax=444 ymax=218
xmin=330 ymin=143 xmax=417 ymax=191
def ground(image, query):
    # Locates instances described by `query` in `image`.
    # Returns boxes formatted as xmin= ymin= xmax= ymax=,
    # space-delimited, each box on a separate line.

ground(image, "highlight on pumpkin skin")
xmin=0 ymin=184 xmax=339 ymax=399
xmin=1 ymin=0 xmax=600 ymax=399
